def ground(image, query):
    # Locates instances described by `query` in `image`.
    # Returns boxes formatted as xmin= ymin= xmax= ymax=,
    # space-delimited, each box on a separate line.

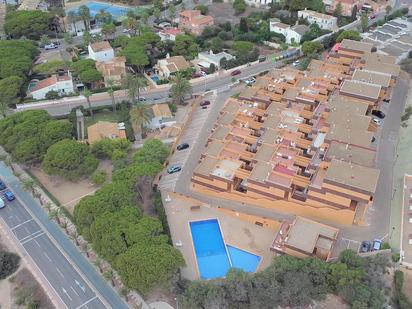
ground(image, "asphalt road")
xmin=0 ymin=162 xmax=128 ymax=309
xmin=19 ymin=59 xmax=286 ymax=116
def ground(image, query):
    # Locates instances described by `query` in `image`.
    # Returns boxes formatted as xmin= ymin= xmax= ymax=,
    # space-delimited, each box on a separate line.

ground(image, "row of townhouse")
xmin=189 ymin=39 xmax=400 ymax=261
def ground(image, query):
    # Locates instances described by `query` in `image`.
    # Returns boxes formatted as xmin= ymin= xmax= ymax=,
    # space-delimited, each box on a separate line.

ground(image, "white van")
xmin=0 ymin=198 xmax=5 ymax=209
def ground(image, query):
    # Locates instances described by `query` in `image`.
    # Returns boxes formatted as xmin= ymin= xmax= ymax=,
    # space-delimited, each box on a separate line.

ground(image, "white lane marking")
xmin=56 ymin=267 xmax=65 ymax=278
xmin=71 ymin=286 xmax=80 ymax=297
xmin=11 ymin=219 xmax=33 ymax=230
xmin=74 ymin=296 xmax=98 ymax=309
xmin=62 ymin=288 xmax=72 ymax=301
xmin=34 ymin=239 xmax=41 ymax=248
xmin=21 ymin=231 xmax=45 ymax=245
xmin=18 ymin=229 xmax=43 ymax=242
xmin=44 ymin=252 xmax=52 ymax=262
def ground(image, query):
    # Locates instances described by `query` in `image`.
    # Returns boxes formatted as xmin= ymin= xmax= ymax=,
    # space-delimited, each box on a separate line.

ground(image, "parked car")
xmin=122 ymin=28 xmax=131 ymax=33
xmin=372 ymin=239 xmax=382 ymax=251
xmin=4 ymin=191 xmax=15 ymax=201
xmin=258 ymin=55 xmax=266 ymax=62
xmin=138 ymin=97 xmax=147 ymax=102
xmin=192 ymin=72 xmax=202 ymax=78
xmin=292 ymin=60 xmax=300 ymax=67
xmin=372 ymin=110 xmax=385 ymax=119
xmin=231 ymin=70 xmax=241 ymax=76
xmin=0 ymin=198 xmax=4 ymax=209
xmin=202 ymin=106 xmax=208 ymax=109
xmin=200 ymin=71 xmax=207 ymax=77
xmin=245 ymin=77 xmax=256 ymax=86
xmin=360 ymin=241 xmax=372 ymax=253
xmin=167 ymin=165 xmax=181 ymax=174
xmin=0 ymin=180 xmax=6 ymax=190
xmin=44 ymin=43 xmax=58 ymax=50
xmin=372 ymin=118 xmax=381 ymax=126
xmin=200 ymin=100 xmax=210 ymax=106
xmin=177 ymin=143 xmax=189 ymax=151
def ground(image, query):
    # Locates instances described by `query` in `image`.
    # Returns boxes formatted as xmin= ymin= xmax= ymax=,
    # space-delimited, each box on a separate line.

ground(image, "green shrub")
xmin=0 ymin=250 xmax=20 ymax=279
xmin=91 ymin=170 xmax=107 ymax=185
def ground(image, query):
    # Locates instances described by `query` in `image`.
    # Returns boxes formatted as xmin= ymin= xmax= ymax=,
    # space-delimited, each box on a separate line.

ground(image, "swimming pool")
xmin=67 ymin=1 xmax=130 ymax=20
xmin=189 ymin=219 xmax=261 ymax=280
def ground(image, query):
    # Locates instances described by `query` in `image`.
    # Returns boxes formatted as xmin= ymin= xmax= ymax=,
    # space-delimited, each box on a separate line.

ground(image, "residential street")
xmin=0 ymin=162 xmax=128 ymax=309
xmin=18 ymin=58 xmax=286 ymax=116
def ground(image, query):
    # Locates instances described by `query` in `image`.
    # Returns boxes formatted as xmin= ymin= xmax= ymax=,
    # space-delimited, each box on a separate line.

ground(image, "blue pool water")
xmin=227 ymin=245 xmax=261 ymax=273
xmin=67 ymin=1 xmax=130 ymax=20
xmin=151 ymin=76 xmax=160 ymax=82
xmin=190 ymin=219 xmax=261 ymax=280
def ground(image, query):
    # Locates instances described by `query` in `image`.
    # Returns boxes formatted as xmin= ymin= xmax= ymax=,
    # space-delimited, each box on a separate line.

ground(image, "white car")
xmin=122 ymin=28 xmax=131 ymax=33
xmin=200 ymin=71 xmax=207 ymax=77
xmin=292 ymin=60 xmax=300 ymax=67
xmin=245 ymin=77 xmax=256 ymax=85
xmin=0 ymin=198 xmax=5 ymax=209
xmin=44 ymin=43 xmax=57 ymax=50
xmin=372 ymin=118 xmax=381 ymax=126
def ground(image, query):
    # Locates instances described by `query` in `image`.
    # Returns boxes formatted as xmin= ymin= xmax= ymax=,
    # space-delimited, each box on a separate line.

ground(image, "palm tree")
xmin=122 ymin=74 xmax=146 ymax=104
xmin=129 ymin=103 xmax=152 ymax=134
xmin=67 ymin=11 xmax=78 ymax=33
xmin=83 ymin=87 xmax=93 ymax=118
xmin=48 ymin=209 xmax=61 ymax=225
xmin=106 ymin=79 xmax=116 ymax=113
xmin=22 ymin=178 xmax=35 ymax=195
xmin=79 ymin=5 xmax=91 ymax=31
xmin=120 ymin=287 xmax=130 ymax=302
xmin=81 ymin=242 xmax=90 ymax=258
xmin=93 ymin=257 xmax=104 ymax=273
xmin=103 ymin=269 xmax=115 ymax=287
xmin=170 ymin=73 xmax=192 ymax=105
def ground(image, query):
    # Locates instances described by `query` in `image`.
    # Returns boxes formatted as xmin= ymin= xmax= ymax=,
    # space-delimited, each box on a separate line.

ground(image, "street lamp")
xmin=174 ymin=297 xmax=179 ymax=309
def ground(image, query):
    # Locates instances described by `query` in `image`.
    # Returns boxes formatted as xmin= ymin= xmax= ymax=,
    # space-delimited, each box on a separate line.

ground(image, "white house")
xmin=158 ymin=28 xmax=183 ymax=41
xmin=244 ymin=0 xmax=271 ymax=8
xmin=88 ymin=41 xmax=115 ymax=63
xmin=198 ymin=50 xmax=235 ymax=69
xmin=298 ymin=9 xmax=338 ymax=30
xmin=269 ymin=19 xmax=309 ymax=44
xmin=30 ymin=73 xmax=74 ymax=100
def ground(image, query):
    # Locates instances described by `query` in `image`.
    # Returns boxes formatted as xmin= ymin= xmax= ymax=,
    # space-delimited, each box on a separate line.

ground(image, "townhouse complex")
xmin=190 ymin=40 xmax=400 ymax=259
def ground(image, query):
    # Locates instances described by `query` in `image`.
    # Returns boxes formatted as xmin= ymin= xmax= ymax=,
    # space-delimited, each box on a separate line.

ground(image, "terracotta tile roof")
xmin=90 ymin=41 xmax=113 ymax=53
xmin=164 ymin=56 xmax=190 ymax=72
xmin=152 ymin=104 xmax=172 ymax=118
xmin=31 ymin=75 xmax=71 ymax=92
xmin=87 ymin=121 xmax=126 ymax=144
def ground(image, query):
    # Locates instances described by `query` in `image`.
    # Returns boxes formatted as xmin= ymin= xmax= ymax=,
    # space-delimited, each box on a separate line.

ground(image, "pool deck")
xmin=162 ymin=192 xmax=278 ymax=280
xmin=65 ymin=0 xmax=133 ymax=10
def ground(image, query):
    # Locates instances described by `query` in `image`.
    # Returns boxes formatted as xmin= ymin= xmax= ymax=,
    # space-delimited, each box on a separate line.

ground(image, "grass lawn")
xmin=84 ymin=110 xmax=122 ymax=129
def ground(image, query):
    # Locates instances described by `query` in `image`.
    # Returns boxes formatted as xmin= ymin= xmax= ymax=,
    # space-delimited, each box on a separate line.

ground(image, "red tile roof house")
xmin=30 ymin=72 xmax=74 ymax=100
xmin=158 ymin=27 xmax=183 ymax=41
xmin=178 ymin=10 xmax=214 ymax=35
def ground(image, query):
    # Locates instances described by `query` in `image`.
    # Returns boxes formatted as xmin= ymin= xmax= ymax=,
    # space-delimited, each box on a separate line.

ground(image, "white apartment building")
xmin=298 ymin=8 xmax=338 ymax=30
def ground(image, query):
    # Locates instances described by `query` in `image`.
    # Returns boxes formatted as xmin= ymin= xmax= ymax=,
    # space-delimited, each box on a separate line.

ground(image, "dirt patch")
xmin=207 ymin=3 xmax=265 ymax=25
xmin=9 ymin=268 xmax=54 ymax=309
xmin=145 ymin=286 xmax=176 ymax=307
xmin=312 ymin=294 xmax=349 ymax=309
xmin=402 ymin=266 xmax=412 ymax=303
xmin=30 ymin=160 xmax=112 ymax=214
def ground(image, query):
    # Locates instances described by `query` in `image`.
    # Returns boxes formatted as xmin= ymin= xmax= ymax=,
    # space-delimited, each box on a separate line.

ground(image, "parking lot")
xmin=159 ymin=93 xmax=218 ymax=192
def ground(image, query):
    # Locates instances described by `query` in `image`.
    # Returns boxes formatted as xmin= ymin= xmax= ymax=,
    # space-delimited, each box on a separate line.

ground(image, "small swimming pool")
xmin=151 ymin=75 xmax=160 ymax=83
xmin=189 ymin=219 xmax=261 ymax=280
xmin=67 ymin=1 xmax=130 ymax=20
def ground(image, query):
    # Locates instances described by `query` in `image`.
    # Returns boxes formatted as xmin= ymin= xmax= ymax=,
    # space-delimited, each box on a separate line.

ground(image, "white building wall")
xmin=31 ymin=80 xmax=74 ymax=100
xmin=298 ymin=10 xmax=338 ymax=30
xmin=88 ymin=46 xmax=115 ymax=62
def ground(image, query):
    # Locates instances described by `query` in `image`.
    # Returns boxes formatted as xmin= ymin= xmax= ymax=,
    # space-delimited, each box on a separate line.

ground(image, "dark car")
xmin=167 ymin=165 xmax=181 ymax=174
xmin=177 ymin=143 xmax=189 ymax=151
xmin=4 ymin=191 xmax=15 ymax=201
xmin=231 ymin=70 xmax=241 ymax=76
xmin=360 ymin=241 xmax=372 ymax=253
xmin=200 ymin=100 xmax=210 ymax=106
xmin=371 ymin=110 xmax=385 ymax=119
xmin=202 ymin=106 xmax=208 ymax=109
xmin=0 ymin=181 xmax=6 ymax=190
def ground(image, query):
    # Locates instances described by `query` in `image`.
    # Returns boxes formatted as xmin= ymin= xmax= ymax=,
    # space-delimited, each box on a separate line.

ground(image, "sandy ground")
xmin=30 ymin=160 xmax=112 ymax=214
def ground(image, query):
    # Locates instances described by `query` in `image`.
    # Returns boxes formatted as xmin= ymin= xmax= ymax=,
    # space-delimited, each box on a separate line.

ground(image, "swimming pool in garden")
xmin=189 ymin=219 xmax=261 ymax=280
